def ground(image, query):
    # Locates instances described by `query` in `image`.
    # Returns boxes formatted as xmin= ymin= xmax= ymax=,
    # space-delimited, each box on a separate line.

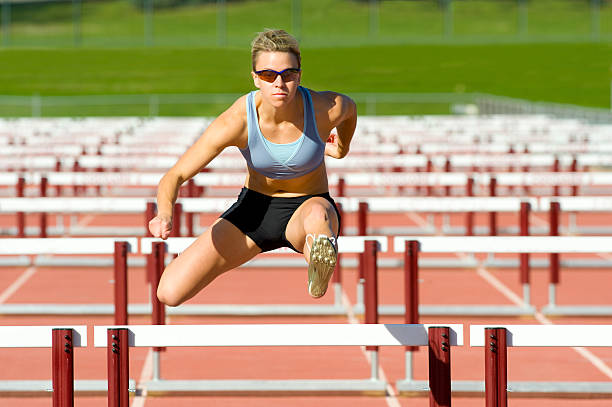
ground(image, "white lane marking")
xmin=0 ymin=266 xmax=37 ymax=304
xmin=341 ymin=290 xmax=402 ymax=407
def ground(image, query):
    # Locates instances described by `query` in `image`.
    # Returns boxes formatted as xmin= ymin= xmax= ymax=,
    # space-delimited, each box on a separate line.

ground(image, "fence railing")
xmin=0 ymin=0 xmax=610 ymax=48
xmin=0 ymin=92 xmax=610 ymax=122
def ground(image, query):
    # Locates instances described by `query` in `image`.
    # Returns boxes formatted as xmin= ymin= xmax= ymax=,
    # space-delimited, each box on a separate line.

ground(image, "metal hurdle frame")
xmin=395 ymin=237 xmax=612 ymax=397
xmin=0 ymin=238 xmax=138 ymax=317
xmin=471 ymin=325 xmax=612 ymax=402
xmin=93 ymin=323 xmax=463 ymax=399
xmin=0 ymin=326 xmax=93 ymax=401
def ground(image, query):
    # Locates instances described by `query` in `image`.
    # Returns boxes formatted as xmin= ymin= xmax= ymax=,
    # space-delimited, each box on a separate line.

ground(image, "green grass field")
xmin=1 ymin=0 xmax=611 ymax=116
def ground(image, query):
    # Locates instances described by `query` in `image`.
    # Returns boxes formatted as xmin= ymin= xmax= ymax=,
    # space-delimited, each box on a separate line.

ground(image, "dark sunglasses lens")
xmin=281 ymin=69 xmax=299 ymax=82
xmin=258 ymin=71 xmax=277 ymax=82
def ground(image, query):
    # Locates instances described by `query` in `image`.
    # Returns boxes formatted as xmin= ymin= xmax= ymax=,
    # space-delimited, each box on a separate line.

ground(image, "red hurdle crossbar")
xmin=107 ymin=328 xmax=130 ymax=407
xmin=485 ymin=327 xmax=508 ymax=407
xmin=52 ymin=328 xmax=74 ymax=407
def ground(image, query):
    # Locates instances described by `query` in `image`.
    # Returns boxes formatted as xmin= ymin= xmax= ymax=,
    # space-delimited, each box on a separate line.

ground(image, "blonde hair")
xmin=251 ymin=29 xmax=301 ymax=70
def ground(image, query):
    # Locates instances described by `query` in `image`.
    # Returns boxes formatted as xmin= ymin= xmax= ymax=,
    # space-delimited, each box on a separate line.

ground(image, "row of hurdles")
xmin=3 ymin=323 xmax=612 ymax=406
xmin=2 ymin=194 xmax=612 ymax=239
xmin=1 ymin=235 xmax=611 ymax=321
xmin=3 ymin=170 xmax=611 ymax=199
xmin=1 ymin=152 xmax=608 ymax=173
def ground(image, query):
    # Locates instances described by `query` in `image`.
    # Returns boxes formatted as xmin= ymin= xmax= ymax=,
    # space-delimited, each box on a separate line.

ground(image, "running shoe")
xmin=306 ymin=234 xmax=337 ymax=298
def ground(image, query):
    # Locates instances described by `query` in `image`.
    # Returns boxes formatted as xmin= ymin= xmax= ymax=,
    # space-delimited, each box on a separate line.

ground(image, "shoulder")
xmin=202 ymin=93 xmax=250 ymax=148
xmin=306 ymin=88 xmax=356 ymax=127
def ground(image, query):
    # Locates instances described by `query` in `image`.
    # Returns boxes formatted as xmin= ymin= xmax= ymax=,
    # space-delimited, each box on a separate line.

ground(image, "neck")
xmin=258 ymin=88 xmax=302 ymax=125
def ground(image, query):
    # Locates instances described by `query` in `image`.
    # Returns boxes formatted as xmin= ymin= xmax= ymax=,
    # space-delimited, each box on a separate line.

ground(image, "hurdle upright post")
xmin=16 ymin=176 xmax=25 ymax=237
xmin=114 ymin=242 xmax=128 ymax=325
xmin=185 ymin=179 xmax=195 ymax=236
xmin=363 ymin=239 xmax=379 ymax=381
xmin=332 ymin=202 xmax=344 ymax=308
xmin=52 ymin=328 xmax=74 ymax=407
xmin=489 ymin=176 xmax=497 ymax=236
xmin=484 ymin=327 xmax=508 ymax=407
xmin=428 ymin=326 xmax=451 ymax=407
xmin=465 ymin=176 xmax=474 ymax=236
xmin=171 ymin=202 xmax=183 ymax=238
xmin=519 ymin=202 xmax=530 ymax=305
xmin=107 ymin=328 xmax=130 ymax=407
xmin=151 ymin=241 xmax=167 ymax=381
xmin=552 ymin=156 xmax=560 ymax=196
xmin=570 ymin=157 xmax=579 ymax=196
xmin=356 ymin=202 xmax=368 ymax=312
xmin=548 ymin=201 xmax=561 ymax=308
xmin=404 ymin=240 xmax=419 ymax=381
xmin=39 ymin=176 xmax=48 ymax=238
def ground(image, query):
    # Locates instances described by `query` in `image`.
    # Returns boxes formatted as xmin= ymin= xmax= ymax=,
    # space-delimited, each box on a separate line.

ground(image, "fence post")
xmin=443 ymin=0 xmax=453 ymax=38
xmin=1 ymin=1 xmax=10 ymax=47
xmin=291 ymin=0 xmax=301 ymax=40
xmin=369 ymin=0 xmax=379 ymax=37
xmin=217 ymin=0 xmax=226 ymax=47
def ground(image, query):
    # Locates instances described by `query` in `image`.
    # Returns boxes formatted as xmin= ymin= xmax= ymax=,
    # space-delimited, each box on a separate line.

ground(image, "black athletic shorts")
xmin=220 ymin=187 xmax=341 ymax=253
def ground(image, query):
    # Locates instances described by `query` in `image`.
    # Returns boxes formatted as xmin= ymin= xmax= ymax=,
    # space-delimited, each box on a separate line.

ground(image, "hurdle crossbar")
xmin=471 ymin=325 xmax=612 ymax=400
xmin=0 ymin=326 xmax=99 ymax=402
xmin=94 ymin=324 xmax=462 ymax=397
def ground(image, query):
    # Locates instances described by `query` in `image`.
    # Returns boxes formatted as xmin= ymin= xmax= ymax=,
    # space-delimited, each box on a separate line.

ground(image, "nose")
xmin=273 ymin=73 xmax=286 ymax=86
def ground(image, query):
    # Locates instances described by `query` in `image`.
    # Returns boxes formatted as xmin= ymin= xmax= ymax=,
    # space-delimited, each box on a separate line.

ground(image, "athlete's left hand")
xmin=325 ymin=133 xmax=343 ymax=159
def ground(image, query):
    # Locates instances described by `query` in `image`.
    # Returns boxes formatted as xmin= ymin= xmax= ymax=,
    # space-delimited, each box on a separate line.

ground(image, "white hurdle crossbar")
xmin=94 ymin=324 xmax=463 ymax=398
xmin=0 ymin=326 xmax=97 ymax=402
xmin=0 ymin=238 xmax=138 ymax=319
xmin=471 ymin=325 xmax=612 ymax=399
xmin=393 ymin=236 xmax=612 ymax=318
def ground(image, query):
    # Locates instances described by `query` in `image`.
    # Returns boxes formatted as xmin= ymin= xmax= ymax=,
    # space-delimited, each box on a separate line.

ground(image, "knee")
xmin=303 ymin=203 xmax=329 ymax=229
xmin=156 ymin=281 xmax=184 ymax=308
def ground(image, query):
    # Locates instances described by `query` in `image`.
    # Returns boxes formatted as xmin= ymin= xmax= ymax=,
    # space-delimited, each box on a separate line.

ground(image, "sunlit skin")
xmin=149 ymin=50 xmax=357 ymax=307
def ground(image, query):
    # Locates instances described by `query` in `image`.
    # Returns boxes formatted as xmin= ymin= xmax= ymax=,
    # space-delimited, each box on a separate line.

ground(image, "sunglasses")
xmin=254 ymin=68 xmax=301 ymax=83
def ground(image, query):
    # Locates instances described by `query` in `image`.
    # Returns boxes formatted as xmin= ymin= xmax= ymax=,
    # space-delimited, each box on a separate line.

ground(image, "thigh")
xmin=284 ymin=196 xmax=340 ymax=254
xmin=158 ymin=218 xmax=261 ymax=304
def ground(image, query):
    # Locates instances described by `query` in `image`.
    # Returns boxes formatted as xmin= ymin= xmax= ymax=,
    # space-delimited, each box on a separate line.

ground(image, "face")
xmin=252 ymin=51 xmax=301 ymax=107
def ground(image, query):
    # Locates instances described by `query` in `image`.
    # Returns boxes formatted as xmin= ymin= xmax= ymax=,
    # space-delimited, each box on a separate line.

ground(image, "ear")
xmin=251 ymin=71 xmax=261 ymax=89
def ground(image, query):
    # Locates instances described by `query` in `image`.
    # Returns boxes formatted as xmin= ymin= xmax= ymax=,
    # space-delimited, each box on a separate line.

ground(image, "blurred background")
xmin=0 ymin=0 xmax=611 ymax=119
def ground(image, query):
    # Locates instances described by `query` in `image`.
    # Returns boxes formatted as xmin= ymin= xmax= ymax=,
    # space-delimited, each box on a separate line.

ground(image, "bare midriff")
xmin=244 ymin=162 xmax=329 ymax=197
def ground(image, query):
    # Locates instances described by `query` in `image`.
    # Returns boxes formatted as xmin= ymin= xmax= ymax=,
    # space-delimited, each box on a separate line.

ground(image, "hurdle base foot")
xmin=0 ymin=379 xmax=136 ymax=396
xmin=541 ymin=305 xmax=612 ymax=317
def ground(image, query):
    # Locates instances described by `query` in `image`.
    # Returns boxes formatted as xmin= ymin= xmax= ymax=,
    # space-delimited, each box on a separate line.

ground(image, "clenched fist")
xmin=148 ymin=214 xmax=173 ymax=240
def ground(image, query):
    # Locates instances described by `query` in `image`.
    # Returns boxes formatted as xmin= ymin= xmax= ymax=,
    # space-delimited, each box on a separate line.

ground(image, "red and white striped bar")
xmin=0 ymin=326 xmax=87 ymax=407
xmin=141 ymin=236 xmax=388 ymax=254
xmin=393 ymin=236 xmax=612 ymax=253
xmin=94 ymin=324 xmax=463 ymax=347
xmin=0 ymin=238 xmax=138 ymax=255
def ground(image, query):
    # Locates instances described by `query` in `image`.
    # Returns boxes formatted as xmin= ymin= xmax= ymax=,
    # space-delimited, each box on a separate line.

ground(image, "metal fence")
xmin=0 ymin=0 xmax=610 ymax=48
xmin=1 ymin=92 xmax=610 ymax=122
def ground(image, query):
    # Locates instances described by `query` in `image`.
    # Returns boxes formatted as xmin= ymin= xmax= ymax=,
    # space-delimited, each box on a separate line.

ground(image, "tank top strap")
xmin=299 ymin=86 xmax=322 ymax=144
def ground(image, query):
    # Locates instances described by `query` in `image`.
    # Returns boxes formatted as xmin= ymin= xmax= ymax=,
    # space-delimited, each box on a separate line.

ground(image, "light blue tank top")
xmin=240 ymin=86 xmax=325 ymax=179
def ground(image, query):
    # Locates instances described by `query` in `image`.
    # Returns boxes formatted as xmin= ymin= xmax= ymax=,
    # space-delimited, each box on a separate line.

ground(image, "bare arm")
xmin=323 ymin=92 xmax=357 ymax=159
xmin=149 ymin=97 xmax=247 ymax=238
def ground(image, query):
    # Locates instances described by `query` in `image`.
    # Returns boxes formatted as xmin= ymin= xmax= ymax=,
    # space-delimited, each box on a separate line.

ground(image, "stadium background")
xmin=0 ymin=0 xmax=611 ymax=117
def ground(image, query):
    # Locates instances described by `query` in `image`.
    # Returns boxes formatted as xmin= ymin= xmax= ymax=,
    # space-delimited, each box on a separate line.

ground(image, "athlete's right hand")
xmin=148 ymin=214 xmax=173 ymax=240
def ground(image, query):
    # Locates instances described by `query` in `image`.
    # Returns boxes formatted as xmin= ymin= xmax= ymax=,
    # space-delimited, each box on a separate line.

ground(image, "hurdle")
xmin=471 ymin=325 xmax=612 ymax=401
xmin=0 ymin=326 xmax=93 ymax=401
xmin=0 ymin=238 xmax=137 ymax=319
xmin=392 ymin=236 xmax=612 ymax=317
xmin=140 ymin=236 xmax=388 ymax=316
xmin=93 ymin=323 xmax=463 ymax=399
